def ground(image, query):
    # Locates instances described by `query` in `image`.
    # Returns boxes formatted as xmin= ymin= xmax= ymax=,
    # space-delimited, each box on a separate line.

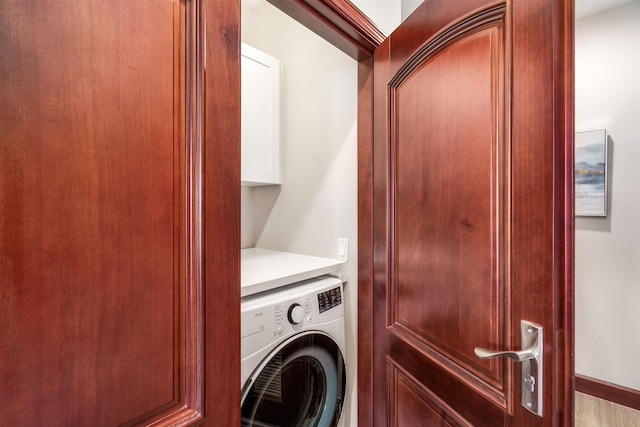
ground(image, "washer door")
xmin=241 ymin=332 xmax=346 ymax=427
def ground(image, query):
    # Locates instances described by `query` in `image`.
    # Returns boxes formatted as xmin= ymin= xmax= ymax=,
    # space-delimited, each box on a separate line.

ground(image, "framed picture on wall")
xmin=575 ymin=129 xmax=608 ymax=217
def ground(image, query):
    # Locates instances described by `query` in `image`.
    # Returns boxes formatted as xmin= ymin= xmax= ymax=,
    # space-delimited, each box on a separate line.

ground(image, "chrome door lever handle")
xmin=473 ymin=347 xmax=535 ymax=362
xmin=473 ymin=320 xmax=543 ymax=417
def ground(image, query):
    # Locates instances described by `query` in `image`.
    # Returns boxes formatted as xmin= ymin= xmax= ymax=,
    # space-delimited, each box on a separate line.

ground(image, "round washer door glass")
xmin=241 ymin=332 xmax=346 ymax=427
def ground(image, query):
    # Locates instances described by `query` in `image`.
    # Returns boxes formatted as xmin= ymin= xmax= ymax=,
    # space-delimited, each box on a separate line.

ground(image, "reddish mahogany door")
xmin=369 ymin=0 xmax=573 ymax=425
xmin=0 ymin=1 xmax=239 ymax=425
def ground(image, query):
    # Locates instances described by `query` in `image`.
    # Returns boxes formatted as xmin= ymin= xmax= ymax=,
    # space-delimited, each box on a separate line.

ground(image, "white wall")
xmin=575 ymin=1 xmax=640 ymax=390
xmin=349 ymin=0 xmax=422 ymax=35
xmin=350 ymin=0 xmax=401 ymax=35
xmin=242 ymin=3 xmax=359 ymax=425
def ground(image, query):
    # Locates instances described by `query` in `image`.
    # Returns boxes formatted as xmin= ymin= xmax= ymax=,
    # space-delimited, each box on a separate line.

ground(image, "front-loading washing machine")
xmin=241 ymin=275 xmax=346 ymax=427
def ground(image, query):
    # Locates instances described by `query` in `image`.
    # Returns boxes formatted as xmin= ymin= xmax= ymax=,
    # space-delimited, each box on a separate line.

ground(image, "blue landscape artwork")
xmin=575 ymin=129 xmax=607 ymax=217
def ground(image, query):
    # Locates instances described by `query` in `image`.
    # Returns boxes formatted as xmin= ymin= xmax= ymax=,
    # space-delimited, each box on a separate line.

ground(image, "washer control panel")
xmin=241 ymin=276 xmax=344 ymax=359
xmin=318 ymin=286 xmax=342 ymax=313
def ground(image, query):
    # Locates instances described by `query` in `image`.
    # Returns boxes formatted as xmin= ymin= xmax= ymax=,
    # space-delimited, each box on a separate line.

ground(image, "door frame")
xmin=236 ymin=0 xmax=574 ymax=425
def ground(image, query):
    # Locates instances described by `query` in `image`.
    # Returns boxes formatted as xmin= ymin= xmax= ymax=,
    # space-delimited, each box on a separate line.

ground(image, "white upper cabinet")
xmin=241 ymin=43 xmax=282 ymax=186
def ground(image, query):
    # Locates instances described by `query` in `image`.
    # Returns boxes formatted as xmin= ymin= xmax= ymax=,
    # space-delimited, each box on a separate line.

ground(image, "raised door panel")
xmin=388 ymin=359 xmax=473 ymax=427
xmin=388 ymin=13 xmax=509 ymax=409
xmin=0 ymin=1 xmax=204 ymax=424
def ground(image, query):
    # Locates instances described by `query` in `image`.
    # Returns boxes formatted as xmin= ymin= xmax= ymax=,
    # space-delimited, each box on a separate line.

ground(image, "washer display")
xmin=241 ymin=276 xmax=346 ymax=427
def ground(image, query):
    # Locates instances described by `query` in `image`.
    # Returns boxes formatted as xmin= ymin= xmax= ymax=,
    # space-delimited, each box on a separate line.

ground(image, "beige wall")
xmin=575 ymin=0 xmax=640 ymax=390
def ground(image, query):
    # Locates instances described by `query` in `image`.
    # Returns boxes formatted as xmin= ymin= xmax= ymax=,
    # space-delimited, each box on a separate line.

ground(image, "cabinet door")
xmin=0 ymin=1 xmax=240 ymax=425
xmin=241 ymin=43 xmax=282 ymax=186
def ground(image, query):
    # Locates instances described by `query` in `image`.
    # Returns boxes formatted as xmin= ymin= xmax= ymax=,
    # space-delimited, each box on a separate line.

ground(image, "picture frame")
xmin=575 ymin=129 xmax=608 ymax=217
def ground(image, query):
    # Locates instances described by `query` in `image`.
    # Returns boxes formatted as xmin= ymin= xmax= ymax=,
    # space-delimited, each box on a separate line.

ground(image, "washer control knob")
xmin=287 ymin=303 xmax=305 ymax=325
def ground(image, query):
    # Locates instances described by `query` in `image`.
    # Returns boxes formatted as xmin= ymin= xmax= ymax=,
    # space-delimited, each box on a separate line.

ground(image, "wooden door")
xmin=0 ymin=0 xmax=240 ymax=425
xmin=367 ymin=0 xmax=574 ymax=425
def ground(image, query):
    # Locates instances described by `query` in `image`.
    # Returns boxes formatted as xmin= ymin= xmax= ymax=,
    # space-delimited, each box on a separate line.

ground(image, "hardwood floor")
xmin=576 ymin=392 xmax=640 ymax=426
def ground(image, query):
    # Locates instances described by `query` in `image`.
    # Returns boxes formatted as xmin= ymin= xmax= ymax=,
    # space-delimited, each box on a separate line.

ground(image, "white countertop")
xmin=241 ymin=248 xmax=345 ymax=297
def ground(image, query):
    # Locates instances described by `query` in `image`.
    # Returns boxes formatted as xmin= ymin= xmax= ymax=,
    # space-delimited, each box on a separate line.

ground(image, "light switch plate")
xmin=337 ymin=238 xmax=348 ymax=261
